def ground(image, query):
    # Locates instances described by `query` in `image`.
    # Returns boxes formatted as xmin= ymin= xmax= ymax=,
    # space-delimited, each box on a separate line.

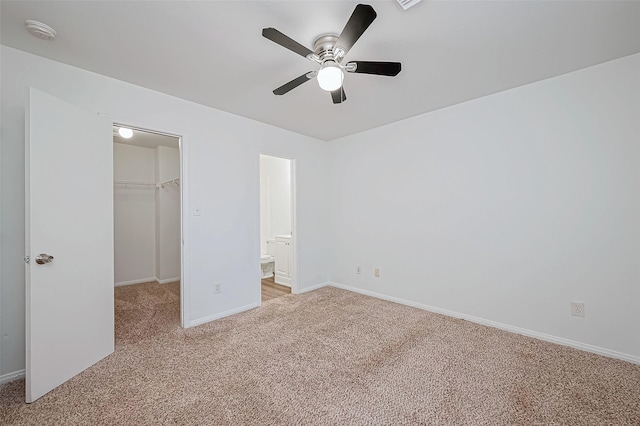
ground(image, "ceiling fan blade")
xmin=331 ymin=88 xmax=347 ymax=104
xmin=334 ymin=4 xmax=377 ymax=58
xmin=346 ymin=61 xmax=402 ymax=76
xmin=262 ymin=28 xmax=314 ymax=58
xmin=273 ymin=73 xmax=314 ymax=95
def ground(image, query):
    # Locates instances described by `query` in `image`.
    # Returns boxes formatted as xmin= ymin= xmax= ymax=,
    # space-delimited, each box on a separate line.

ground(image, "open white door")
xmin=25 ymin=88 xmax=114 ymax=402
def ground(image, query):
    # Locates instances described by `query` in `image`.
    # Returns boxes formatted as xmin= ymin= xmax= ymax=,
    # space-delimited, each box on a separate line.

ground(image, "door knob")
xmin=35 ymin=253 xmax=54 ymax=265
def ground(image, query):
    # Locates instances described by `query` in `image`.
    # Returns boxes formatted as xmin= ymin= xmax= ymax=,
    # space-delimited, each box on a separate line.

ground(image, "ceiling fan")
xmin=262 ymin=3 xmax=401 ymax=104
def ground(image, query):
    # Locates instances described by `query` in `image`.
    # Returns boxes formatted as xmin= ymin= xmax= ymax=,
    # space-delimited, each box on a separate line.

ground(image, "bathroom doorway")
xmin=259 ymin=154 xmax=296 ymax=302
xmin=113 ymin=125 xmax=183 ymax=340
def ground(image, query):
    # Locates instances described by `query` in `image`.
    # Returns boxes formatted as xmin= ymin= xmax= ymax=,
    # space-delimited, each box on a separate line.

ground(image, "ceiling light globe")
xmin=118 ymin=127 xmax=133 ymax=139
xmin=317 ymin=62 xmax=344 ymax=92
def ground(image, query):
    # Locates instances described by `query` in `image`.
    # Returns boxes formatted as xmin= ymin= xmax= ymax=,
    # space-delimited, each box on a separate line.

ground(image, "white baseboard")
xmin=115 ymin=277 xmax=180 ymax=287
xmin=328 ymin=282 xmax=640 ymax=365
xmin=296 ymin=281 xmax=329 ymax=294
xmin=189 ymin=303 xmax=258 ymax=327
xmin=1 ymin=369 xmax=25 ymax=385
xmin=156 ymin=277 xmax=180 ymax=285
xmin=114 ymin=277 xmax=156 ymax=287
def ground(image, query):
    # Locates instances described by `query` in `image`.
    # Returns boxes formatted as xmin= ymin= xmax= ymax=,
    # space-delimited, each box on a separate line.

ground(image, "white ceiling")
xmin=2 ymin=1 xmax=640 ymax=141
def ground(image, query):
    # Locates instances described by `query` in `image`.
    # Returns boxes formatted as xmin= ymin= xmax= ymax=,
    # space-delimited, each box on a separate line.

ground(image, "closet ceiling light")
xmin=118 ymin=127 xmax=133 ymax=139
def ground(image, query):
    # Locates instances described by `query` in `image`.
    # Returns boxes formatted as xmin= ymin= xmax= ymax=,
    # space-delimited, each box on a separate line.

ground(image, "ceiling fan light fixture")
xmin=317 ymin=61 xmax=344 ymax=92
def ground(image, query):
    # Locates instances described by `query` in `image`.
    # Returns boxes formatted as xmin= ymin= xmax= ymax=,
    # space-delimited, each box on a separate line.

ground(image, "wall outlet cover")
xmin=570 ymin=301 xmax=585 ymax=317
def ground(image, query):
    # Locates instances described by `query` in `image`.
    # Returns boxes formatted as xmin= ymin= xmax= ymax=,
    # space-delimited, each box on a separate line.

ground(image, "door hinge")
xmin=24 ymin=255 xmax=31 ymax=264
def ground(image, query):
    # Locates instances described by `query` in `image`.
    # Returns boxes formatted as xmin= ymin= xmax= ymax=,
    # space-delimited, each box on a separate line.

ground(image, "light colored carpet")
xmin=1 ymin=283 xmax=639 ymax=425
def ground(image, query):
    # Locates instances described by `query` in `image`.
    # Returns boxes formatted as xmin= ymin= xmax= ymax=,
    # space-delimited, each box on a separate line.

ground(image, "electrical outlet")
xmin=356 ymin=266 xmax=361 ymax=274
xmin=570 ymin=301 xmax=585 ymax=317
xmin=214 ymin=282 xmax=222 ymax=294
xmin=374 ymin=268 xmax=380 ymax=278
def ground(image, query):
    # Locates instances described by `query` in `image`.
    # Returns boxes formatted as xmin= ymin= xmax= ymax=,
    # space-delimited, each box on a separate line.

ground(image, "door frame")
xmin=258 ymin=153 xmax=298 ymax=304
xmin=106 ymin=114 xmax=190 ymax=328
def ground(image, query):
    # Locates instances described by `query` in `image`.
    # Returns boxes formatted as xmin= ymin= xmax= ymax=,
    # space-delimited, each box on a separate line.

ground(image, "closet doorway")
xmin=113 ymin=125 xmax=183 ymax=341
xmin=259 ymin=154 xmax=296 ymax=303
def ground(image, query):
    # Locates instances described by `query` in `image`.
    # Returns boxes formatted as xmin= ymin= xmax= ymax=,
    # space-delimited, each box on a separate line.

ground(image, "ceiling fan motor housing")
xmin=313 ymin=34 xmax=341 ymax=64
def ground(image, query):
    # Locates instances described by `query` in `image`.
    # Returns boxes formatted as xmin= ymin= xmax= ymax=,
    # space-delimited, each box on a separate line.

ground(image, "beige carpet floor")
xmin=1 ymin=282 xmax=639 ymax=425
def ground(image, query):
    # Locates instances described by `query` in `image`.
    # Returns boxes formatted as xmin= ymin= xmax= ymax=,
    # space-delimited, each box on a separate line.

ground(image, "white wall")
xmin=328 ymin=53 xmax=640 ymax=361
xmin=114 ymin=143 xmax=156 ymax=285
xmin=0 ymin=46 xmax=329 ymax=378
xmin=155 ymin=146 xmax=180 ymax=282
xmin=259 ymin=154 xmax=291 ymax=254
xmin=3 ymin=44 xmax=636 ymax=383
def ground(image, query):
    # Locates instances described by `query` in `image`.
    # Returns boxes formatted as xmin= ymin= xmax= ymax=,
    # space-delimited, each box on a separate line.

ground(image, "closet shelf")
xmin=114 ymin=180 xmax=156 ymax=188
xmin=114 ymin=178 xmax=180 ymax=189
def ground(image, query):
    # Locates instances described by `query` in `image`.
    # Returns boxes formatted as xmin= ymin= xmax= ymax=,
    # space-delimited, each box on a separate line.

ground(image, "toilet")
xmin=260 ymin=240 xmax=275 ymax=278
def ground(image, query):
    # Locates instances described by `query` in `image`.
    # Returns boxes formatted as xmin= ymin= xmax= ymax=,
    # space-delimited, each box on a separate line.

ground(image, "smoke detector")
xmin=395 ymin=0 xmax=422 ymax=10
xmin=25 ymin=20 xmax=57 ymax=40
